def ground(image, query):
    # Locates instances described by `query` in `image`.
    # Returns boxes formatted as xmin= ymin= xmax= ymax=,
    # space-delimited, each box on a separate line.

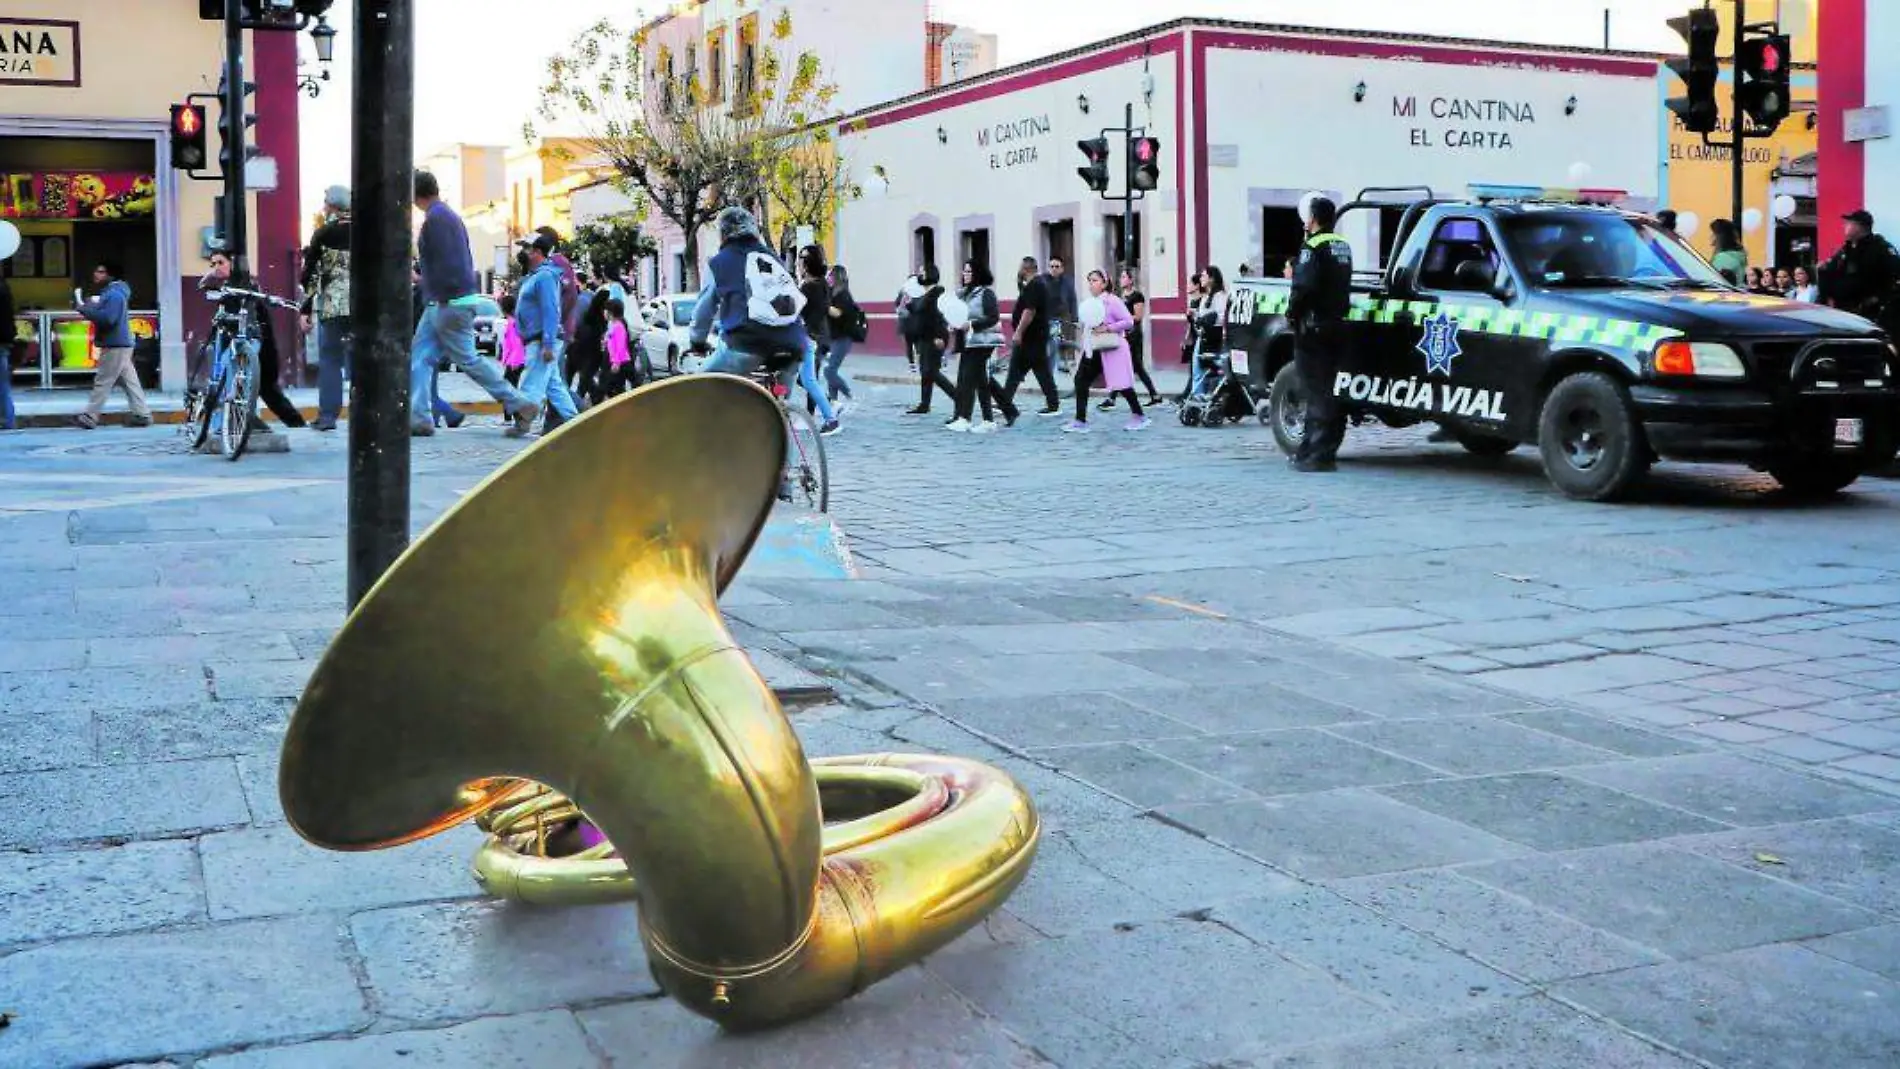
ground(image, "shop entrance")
xmin=1259 ymin=206 xmax=1303 ymax=279
xmin=2 ymin=134 xmax=162 ymax=392
xmin=1040 ymin=218 xmax=1073 ymax=272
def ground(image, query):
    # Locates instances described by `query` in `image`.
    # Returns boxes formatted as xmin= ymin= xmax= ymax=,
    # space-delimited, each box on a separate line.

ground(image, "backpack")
xmin=848 ymin=304 xmax=870 ymax=343
xmin=744 ymin=251 xmax=804 ymax=327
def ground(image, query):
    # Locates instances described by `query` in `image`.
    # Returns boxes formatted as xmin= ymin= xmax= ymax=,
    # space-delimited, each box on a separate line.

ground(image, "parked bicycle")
xmin=190 ymin=283 xmax=298 ymax=461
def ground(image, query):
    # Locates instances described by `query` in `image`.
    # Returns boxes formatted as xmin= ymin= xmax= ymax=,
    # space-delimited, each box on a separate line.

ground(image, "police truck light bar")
xmin=1467 ymin=184 xmax=1630 ymax=207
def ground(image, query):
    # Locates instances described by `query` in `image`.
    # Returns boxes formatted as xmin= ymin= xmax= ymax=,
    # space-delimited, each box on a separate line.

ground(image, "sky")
xmin=296 ymin=0 xmax=1773 ymax=218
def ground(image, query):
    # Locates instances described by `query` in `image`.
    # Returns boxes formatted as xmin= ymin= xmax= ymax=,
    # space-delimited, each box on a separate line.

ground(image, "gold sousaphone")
xmin=278 ymin=375 xmax=1039 ymax=1030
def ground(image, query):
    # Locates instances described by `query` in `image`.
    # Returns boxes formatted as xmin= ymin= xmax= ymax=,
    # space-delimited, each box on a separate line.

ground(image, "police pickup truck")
xmin=1229 ymin=186 xmax=1900 ymax=500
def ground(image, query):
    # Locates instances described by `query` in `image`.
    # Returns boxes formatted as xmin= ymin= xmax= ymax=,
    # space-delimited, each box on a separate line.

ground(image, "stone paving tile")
xmin=1111 ymin=683 xmax=1374 ymax=734
xmin=0 ymin=663 xmax=209 ymax=714
xmin=1672 ymin=817 xmax=1900 ymax=915
xmin=94 ymin=697 xmax=293 ymax=763
xmin=1666 ymin=641 xmax=1810 ymax=671
xmin=207 ymin=659 xmax=318 ymax=700
xmin=1162 ymin=790 xmax=1530 ymax=879
xmin=1417 ymin=653 xmax=1503 ymax=674
xmin=1381 ymin=773 xmax=1727 ymax=851
xmin=926 ymin=920 xmax=1392 ymax=1069
xmin=1147 ymin=729 xmax=1442 ymax=797
xmin=1533 ymin=581 xmax=1724 ymax=611
xmin=200 ymin=824 xmax=486 ymax=920
xmin=1330 ymin=869 xmax=1665 ymax=983
xmin=1214 ymin=886 xmax=1529 ymax=1015
xmin=932 ymin=691 xmax=1200 ymax=749
xmin=197 ymin=1010 xmax=603 ymax=1069
xmin=1254 ymin=997 xmax=1698 ymax=1068
xmin=967 ymin=652 xmax=1190 ymax=695
xmin=1753 ymin=735 xmax=1864 ymax=764
xmin=1327 ymin=717 xmax=1619 ymax=776
xmin=1813 ymin=723 xmax=1900 ymax=753
xmin=1553 ymin=944 xmax=1900 ymax=1069
xmin=1031 ymin=743 xmax=1251 ymax=809
xmin=0 ymin=839 xmax=203 ymax=947
xmin=1567 ymin=753 xmax=1900 ymax=827
xmin=1683 ymin=717 xmax=1784 ymax=745
xmin=1835 ymin=753 xmax=1900 ymax=783
xmin=1108 ymin=646 xmax=1307 ymax=686
xmin=1266 ymin=606 xmax=1452 ymax=639
xmin=0 ymin=637 xmax=89 ymax=673
xmin=579 ymin=970 xmax=1052 ymax=1068
xmin=0 ymin=758 xmax=251 ymax=849
xmin=0 ymin=704 xmax=93 ymax=774
xmin=235 ymin=749 xmax=286 ymax=826
xmin=1803 ymin=924 xmax=1900 ymax=982
xmin=1472 ymin=655 xmax=1716 ymax=699
xmin=0 ymin=916 xmax=369 ymax=1068
xmin=1499 ymin=708 xmax=1705 ymax=759
xmin=1676 ymin=594 xmax=1832 ymax=623
xmin=1460 ymin=844 xmax=1883 ymax=958
xmin=352 ymin=899 xmax=658 ymax=1023
xmin=1275 ymin=671 xmax=1541 ymax=720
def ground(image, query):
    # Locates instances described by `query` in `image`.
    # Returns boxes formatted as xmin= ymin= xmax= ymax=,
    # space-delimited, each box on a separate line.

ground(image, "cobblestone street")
xmin=3 ymin=377 xmax=1899 ymax=1067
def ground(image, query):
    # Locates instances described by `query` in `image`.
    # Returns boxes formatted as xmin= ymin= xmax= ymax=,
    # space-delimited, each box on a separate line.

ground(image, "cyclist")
xmin=688 ymin=207 xmax=840 ymax=436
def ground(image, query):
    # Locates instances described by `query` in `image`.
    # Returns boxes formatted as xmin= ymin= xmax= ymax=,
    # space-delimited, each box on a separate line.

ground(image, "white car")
xmin=640 ymin=293 xmax=703 ymax=375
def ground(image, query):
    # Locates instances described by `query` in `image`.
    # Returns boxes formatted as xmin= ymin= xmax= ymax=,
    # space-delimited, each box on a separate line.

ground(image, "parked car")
xmin=640 ymin=293 xmax=702 ymax=375
xmin=469 ymin=295 xmax=505 ymax=358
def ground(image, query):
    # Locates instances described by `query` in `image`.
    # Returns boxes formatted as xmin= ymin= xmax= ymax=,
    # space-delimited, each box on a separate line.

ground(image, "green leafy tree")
xmin=533 ymin=11 xmax=844 ymax=290
xmin=570 ymin=213 xmax=659 ymax=282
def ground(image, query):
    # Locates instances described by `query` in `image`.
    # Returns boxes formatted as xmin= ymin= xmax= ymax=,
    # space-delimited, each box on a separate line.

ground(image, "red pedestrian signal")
xmin=170 ymin=104 xmax=208 ymax=170
xmin=1129 ymin=136 xmax=1161 ymax=192
xmin=1739 ymin=32 xmax=1793 ymax=131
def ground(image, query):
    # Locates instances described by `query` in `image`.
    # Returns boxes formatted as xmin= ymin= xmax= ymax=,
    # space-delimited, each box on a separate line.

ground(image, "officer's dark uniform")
xmin=1289 ymin=223 xmax=1355 ymax=468
xmin=1819 ymin=230 xmax=1900 ymax=333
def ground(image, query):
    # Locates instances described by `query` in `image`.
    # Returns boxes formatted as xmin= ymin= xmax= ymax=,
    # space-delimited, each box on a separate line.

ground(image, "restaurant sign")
xmin=0 ymin=19 xmax=78 ymax=87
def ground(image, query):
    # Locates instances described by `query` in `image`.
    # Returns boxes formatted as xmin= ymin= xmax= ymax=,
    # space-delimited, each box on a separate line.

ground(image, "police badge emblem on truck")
xmin=1417 ymin=310 xmax=1464 ymax=376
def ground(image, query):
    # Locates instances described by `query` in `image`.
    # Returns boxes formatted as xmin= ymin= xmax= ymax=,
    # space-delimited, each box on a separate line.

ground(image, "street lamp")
xmin=299 ymin=15 xmax=336 ymax=98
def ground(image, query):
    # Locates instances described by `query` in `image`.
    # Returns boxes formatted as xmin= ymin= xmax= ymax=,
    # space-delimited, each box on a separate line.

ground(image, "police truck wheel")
xmin=1453 ymin=430 xmax=1517 ymax=457
xmin=1269 ymin=363 xmax=1306 ymax=456
xmin=1537 ymin=372 xmax=1648 ymax=501
xmin=1766 ymin=457 xmax=1862 ymax=497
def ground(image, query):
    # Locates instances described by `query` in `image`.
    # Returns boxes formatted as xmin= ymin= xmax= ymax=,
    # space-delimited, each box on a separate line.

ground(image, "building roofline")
xmin=834 ymin=15 xmax=1721 ymax=127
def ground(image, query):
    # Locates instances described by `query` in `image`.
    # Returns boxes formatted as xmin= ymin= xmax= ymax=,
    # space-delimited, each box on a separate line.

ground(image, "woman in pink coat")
xmin=1064 ymin=268 xmax=1151 ymax=432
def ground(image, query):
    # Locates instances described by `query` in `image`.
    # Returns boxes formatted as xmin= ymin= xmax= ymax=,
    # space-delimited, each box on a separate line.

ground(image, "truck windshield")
xmin=1497 ymin=213 xmax=1730 ymax=290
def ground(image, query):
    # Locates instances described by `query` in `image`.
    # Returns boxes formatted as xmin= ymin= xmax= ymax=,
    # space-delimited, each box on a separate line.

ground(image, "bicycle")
xmin=689 ymin=342 xmax=830 ymax=513
xmin=191 ymin=284 xmax=297 ymax=461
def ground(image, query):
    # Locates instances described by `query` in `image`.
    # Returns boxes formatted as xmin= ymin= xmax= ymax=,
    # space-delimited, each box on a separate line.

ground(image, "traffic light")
xmin=1738 ymin=32 xmax=1793 ymax=131
xmin=1665 ymin=7 xmax=1721 ymax=135
xmin=1129 ymin=136 xmax=1161 ymax=192
xmin=1077 ymin=137 xmax=1110 ymax=193
xmin=170 ymin=104 xmax=208 ymax=170
xmin=217 ymin=73 xmax=261 ymax=175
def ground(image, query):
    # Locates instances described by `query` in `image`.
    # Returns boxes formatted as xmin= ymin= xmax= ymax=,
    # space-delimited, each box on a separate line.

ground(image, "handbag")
xmin=1082 ymin=329 xmax=1119 ymax=353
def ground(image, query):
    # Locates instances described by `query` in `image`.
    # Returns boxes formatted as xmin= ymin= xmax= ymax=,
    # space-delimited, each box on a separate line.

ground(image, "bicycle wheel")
xmin=220 ymin=341 xmax=261 ymax=461
xmin=780 ymin=403 xmax=830 ymax=513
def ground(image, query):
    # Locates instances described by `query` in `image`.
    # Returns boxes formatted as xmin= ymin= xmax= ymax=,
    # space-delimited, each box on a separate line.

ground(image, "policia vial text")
xmin=1335 ymin=373 xmax=1509 ymax=422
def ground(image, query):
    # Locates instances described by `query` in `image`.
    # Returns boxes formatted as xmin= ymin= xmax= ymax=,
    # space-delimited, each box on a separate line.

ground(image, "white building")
xmin=834 ymin=19 xmax=1664 ymax=359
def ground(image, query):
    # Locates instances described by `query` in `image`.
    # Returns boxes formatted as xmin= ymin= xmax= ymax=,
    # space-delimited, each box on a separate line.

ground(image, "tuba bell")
xmin=277 ymin=374 xmax=1038 ymax=1030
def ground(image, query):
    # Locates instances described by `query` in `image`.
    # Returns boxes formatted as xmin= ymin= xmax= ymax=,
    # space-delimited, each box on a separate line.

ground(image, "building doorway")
xmin=959 ymin=227 xmax=991 ymax=277
xmin=1260 ymin=206 xmax=1304 ymax=279
xmin=1102 ymin=212 xmax=1142 ymax=272
xmin=1 ymin=134 xmax=163 ymax=392
xmin=912 ymin=225 xmax=938 ymax=273
xmin=1040 ymin=218 xmax=1073 ymax=272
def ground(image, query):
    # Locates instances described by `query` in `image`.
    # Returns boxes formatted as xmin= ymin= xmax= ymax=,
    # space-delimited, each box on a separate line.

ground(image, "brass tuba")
xmin=278 ymin=375 xmax=1039 ymax=1030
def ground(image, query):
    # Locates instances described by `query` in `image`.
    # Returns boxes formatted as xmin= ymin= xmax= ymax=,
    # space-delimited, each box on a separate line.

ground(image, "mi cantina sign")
xmin=0 ymin=20 xmax=79 ymax=87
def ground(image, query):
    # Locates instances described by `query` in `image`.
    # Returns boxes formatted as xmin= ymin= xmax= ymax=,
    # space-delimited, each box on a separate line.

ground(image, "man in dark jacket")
xmin=1288 ymin=195 xmax=1354 ymax=472
xmin=299 ymin=185 xmax=352 ymax=430
xmin=1819 ymin=210 xmax=1900 ymax=333
xmin=999 ymin=257 xmax=1061 ymax=415
xmin=688 ymin=206 xmax=809 ymax=370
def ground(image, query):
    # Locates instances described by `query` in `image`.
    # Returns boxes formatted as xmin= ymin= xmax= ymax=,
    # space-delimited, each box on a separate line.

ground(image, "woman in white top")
xmin=1790 ymin=265 xmax=1819 ymax=304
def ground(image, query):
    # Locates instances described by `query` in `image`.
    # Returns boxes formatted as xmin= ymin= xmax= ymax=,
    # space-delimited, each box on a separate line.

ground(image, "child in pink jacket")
xmin=498 ymin=292 xmax=527 ymax=387
xmin=602 ymin=298 xmax=638 ymax=397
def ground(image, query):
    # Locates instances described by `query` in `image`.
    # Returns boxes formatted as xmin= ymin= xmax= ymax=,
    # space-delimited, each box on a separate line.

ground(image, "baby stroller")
xmin=1178 ymin=341 xmax=1270 ymax=428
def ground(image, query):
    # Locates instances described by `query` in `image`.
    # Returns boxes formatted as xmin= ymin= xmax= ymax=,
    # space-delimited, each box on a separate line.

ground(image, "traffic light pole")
xmin=1121 ymin=102 xmax=1135 ymax=272
xmin=346 ymin=0 xmax=416 ymax=608
xmin=222 ymin=0 xmax=249 ymax=283
xmin=1731 ymin=0 xmax=1745 ymax=235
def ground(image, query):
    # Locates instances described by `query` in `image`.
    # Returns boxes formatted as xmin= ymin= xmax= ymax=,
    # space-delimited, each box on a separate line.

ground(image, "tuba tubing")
xmin=278 ymin=376 xmax=1038 ymax=1030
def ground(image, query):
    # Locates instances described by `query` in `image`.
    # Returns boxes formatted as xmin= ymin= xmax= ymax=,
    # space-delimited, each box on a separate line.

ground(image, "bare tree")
xmin=532 ymin=11 xmax=844 ymax=290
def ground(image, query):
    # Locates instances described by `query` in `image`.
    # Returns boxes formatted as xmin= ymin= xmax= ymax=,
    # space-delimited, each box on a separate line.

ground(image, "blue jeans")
xmin=822 ymin=337 xmax=854 ymax=400
xmin=410 ymin=303 xmax=528 ymax=428
xmin=517 ymin=339 xmax=579 ymax=421
xmin=316 ymin=316 xmax=351 ymax=424
xmin=0 ymin=351 xmax=14 ymax=429
xmin=699 ymin=342 xmax=835 ymax=423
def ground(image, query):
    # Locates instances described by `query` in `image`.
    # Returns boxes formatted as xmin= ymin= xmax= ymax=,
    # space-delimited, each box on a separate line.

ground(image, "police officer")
xmin=1818 ymin=209 xmax=1900 ymax=334
xmin=1288 ymin=195 xmax=1354 ymax=473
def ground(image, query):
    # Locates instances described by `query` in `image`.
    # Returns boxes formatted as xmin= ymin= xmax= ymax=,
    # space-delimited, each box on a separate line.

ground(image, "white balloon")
xmin=939 ymin=294 xmax=970 ymax=330
xmin=1568 ymin=162 xmax=1593 ymax=185
xmin=1297 ymin=191 xmax=1322 ymax=225
xmin=1772 ymin=194 xmax=1799 ymax=221
xmin=1742 ymin=208 xmax=1764 ymax=233
xmin=0 ymin=220 xmax=18 ymax=261
xmin=1077 ymin=296 xmax=1106 ymax=330
xmin=901 ymin=277 xmax=925 ymax=300
xmin=1676 ymin=211 xmax=1701 ymax=240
